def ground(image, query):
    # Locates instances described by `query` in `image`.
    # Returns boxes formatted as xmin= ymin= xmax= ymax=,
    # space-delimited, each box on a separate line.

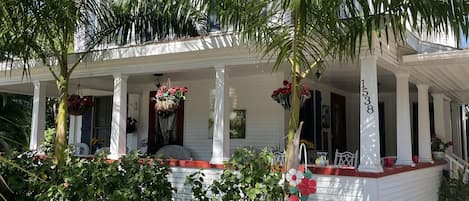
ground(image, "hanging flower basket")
xmin=271 ymin=80 xmax=311 ymax=110
xmin=154 ymin=85 xmax=188 ymax=114
xmin=68 ymin=95 xmax=95 ymax=116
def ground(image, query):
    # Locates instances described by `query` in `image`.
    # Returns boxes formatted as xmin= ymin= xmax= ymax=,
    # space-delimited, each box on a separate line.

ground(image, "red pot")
xmin=192 ymin=160 xmax=211 ymax=168
xmin=412 ymin=155 xmax=419 ymax=164
xmin=166 ymin=159 xmax=178 ymax=166
xmin=383 ymin=157 xmax=395 ymax=167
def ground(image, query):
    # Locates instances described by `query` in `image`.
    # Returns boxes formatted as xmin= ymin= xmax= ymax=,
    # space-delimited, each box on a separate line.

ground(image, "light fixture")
xmin=153 ymin=73 xmax=163 ymax=88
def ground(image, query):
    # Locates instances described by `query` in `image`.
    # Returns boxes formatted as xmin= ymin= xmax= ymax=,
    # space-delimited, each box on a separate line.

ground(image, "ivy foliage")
xmin=0 ymin=151 xmax=173 ymax=201
xmin=438 ymin=171 xmax=469 ymax=201
xmin=186 ymin=148 xmax=285 ymax=201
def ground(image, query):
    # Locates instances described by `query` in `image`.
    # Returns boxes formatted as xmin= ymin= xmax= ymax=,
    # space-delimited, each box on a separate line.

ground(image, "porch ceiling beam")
xmin=0 ymin=48 xmax=268 ymax=86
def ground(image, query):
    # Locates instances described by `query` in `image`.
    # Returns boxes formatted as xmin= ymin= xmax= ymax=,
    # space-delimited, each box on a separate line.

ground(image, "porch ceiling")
xmin=402 ymin=49 xmax=469 ymax=103
xmin=314 ymin=61 xmax=397 ymax=93
xmin=0 ymin=62 xmax=281 ymax=97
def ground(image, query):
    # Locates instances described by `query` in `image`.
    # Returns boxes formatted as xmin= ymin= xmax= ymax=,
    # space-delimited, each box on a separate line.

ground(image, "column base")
xmin=209 ymin=157 xmax=230 ymax=165
xmin=419 ymin=157 xmax=434 ymax=164
xmin=107 ymin=154 xmax=125 ymax=160
xmin=358 ymin=164 xmax=383 ymax=173
xmin=395 ymin=159 xmax=415 ymax=166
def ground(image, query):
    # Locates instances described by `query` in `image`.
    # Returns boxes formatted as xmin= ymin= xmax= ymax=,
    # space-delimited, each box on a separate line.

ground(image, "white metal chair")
xmin=333 ymin=149 xmax=358 ymax=168
xmin=273 ymin=151 xmax=286 ymax=166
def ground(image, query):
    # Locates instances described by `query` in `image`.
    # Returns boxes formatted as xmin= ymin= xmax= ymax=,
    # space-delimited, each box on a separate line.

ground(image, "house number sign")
xmin=361 ymin=80 xmax=374 ymax=114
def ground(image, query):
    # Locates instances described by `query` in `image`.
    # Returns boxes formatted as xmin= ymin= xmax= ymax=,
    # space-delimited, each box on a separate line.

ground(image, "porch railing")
xmin=445 ymin=152 xmax=469 ymax=183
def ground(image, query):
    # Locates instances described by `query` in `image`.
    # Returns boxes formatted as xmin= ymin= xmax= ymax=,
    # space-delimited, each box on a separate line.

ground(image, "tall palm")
xmin=212 ymin=0 xmax=468 ymax=170
xmin=0 ymin=0 xmax=206 ymax=164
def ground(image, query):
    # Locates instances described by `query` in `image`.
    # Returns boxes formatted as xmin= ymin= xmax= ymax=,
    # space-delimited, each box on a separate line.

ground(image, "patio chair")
xmin=74 ymin=143 xmax=90 ymax=155
xmin=272 ymin=151 xmax=286 ymax=166
xmin=333 ymin=149 xmax=358 ymax=168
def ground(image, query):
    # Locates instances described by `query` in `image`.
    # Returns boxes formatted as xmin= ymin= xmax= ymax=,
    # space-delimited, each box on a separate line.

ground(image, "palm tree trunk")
xmin=285 ymin=73 xmax=302 ymax=171
xmin=54 ymin=77 xmax=69 ymax=165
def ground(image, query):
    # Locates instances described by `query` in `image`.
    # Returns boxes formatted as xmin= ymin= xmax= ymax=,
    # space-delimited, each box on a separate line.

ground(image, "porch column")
xmin=30 ymin=81 xmax=46 ymax=151
xmin=462 ymin=105 xmax=468 ymax=161
xmin=432 ymin=94 xmax=448 ymax=142
xmin=210 ymin=65 xmax=230 ymax=164
xmin=416 ymin=84 xmax=433 ymax=163
xmin=395 ymin=71 xmax=414 ymax=166
xmin=358 ymin=56 xmax=383 ymax=173
xmin=68 ymin=115 xmax=82 ymax=145
xmin=451 ymin=103 xmax=462 ymax=156
xmin=109 ymin=74 xmax=128 ymax=159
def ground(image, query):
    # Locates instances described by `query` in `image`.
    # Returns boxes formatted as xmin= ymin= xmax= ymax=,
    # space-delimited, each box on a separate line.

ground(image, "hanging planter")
xmin=68 ymin=95 xmax=94 ymax=116
xmin=153 ymin=84 xmax=188 ymax=115
xmin=271 ymin=80 xmax=310 ymax=110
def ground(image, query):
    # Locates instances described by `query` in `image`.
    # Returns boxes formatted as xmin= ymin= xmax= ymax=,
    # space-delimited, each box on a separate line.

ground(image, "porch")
xmin=165 ymin=160 xmax=446 ymax=201
xmin=1 ymin=35 xmax=468 ymax=175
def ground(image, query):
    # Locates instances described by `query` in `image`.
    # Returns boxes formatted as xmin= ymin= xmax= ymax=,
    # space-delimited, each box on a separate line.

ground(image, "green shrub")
xmin=186 ymin=148 xmax=285 ymax=201
xmin=438 ymin=171 xmax=469 ymax=201
xmin=0 ymin=151 xmax=173 ymax=201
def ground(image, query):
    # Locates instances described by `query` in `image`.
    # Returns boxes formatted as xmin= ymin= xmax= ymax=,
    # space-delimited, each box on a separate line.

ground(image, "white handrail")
xmin=445 ymin=152 xmax=469 ymax=183
xmin=299 ymin=143 xmax=308 ymax=170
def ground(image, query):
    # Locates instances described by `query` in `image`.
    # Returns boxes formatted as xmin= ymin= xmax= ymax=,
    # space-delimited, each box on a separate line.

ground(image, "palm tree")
xmin=212 ymin=0 xmax=468 ymax=170
xmin=0 ymin=0 xmax=207 ymax=164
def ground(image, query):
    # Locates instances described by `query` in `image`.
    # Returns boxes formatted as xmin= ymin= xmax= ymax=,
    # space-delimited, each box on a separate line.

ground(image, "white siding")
xmin=378 ymin=165 xmax=444 ymax=201
xmin=137 ymin=72 xmax=285 ymax=160
xmin=168 ymin=165 xmax=444 ymax=201
xmin=169 ymin=167 xmax=222 ymax=200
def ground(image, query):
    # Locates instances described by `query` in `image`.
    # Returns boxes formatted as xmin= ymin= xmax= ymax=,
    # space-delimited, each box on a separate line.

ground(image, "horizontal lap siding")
xmin=183 ymin=72 xmax=285 ymax=160
xmin=309 ymin=175 xmax=378 ymax=201
xmin=169 ymin=167 xmax=222 ymax=200
xmin=377 ymin=165 xmax=444 ymax=201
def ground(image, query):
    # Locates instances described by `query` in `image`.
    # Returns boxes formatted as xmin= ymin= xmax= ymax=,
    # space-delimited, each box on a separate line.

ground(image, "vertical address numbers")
xmin=361 ymin=80 xmax=374 ymax=114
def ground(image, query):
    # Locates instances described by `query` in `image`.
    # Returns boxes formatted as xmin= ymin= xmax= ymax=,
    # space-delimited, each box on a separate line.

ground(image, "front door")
xmin=147 ymin=91 xmax=184 ymax=154
xmin=331 ymin=93 xmax=346 ymax=152
xmin=92 ymin=96 xmax=112 ymax=152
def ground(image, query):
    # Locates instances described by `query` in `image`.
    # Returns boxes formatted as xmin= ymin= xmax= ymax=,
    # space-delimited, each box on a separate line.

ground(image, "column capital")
xmin=113 ymin=73 xmax=129 ymax=80
xmin=359 ymin=55 xmax=378 ymax=61
xmin=214 ymin=64 xmax=226 ymax=70
xmin=432 ymin=93 xmax=450 ymax=101
xmin=394 ymin=70 xmax=410 ymax=78
xmin=416 ymin=84 xmax=429 ymax=90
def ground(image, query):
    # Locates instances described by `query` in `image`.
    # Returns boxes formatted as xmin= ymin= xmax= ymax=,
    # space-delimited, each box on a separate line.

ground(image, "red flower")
xmin=180 ymin=87 xmax=188 ymax=93
xmin=297 ymin=178 xmax=316 ymax=196
xmin=283 ymin=80 xmax=289 ymax=86
xmin=289 ymin=195 xmax=300 ymax=201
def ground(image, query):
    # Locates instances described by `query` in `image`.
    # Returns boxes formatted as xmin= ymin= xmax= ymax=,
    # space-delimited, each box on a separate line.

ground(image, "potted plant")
xmin=67 ymin=95 xmax=94 ymax=115
xmin=153 ymin=85 xmax=188 ymax=114
xmin=431 ymin=134 xmax=452 ymax=160
xmin=271 ymin=80 xmax=310 ymax=110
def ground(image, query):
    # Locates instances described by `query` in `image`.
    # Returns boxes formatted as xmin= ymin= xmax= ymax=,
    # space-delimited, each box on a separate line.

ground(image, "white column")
xmin=417 ymin=84 xmax=433 ymax=163
xmin=394 ymin=72 xmax=414 ymax=166
xmin=210 ymin=65 xmax=230 ymax=164
xmin=451 ymin=103 xmax=462 ymax=156
xmin=109 ymin=74 xmax=128 ymax=159
xmin=432 ymin=94 xmax=447 ymax=142
xmin=461 ymin=105 xmax=468 ymax=161
xmin=358 ymin=56 xmax=383 ymax=173
xmin=30 ymin=81 xmax=46 ymax=151
xmin=68 ymin=115 xmax=83 ymax=145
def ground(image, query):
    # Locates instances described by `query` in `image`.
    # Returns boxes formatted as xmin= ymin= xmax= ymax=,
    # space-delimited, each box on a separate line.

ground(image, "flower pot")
xmin=155 ymin=100 xmax=179 ymax=112
xmin=69 ymin=108 xmax=85 ymax=115
xmin=383 ymin=157 xmax=396 ymax=167
xmin=412 ymin=155 xmax=419 ymax=163
xmin=432 ymin=151 xmax=445 ymax=160
xmin=192 ymin=160 xmax=211 ymax=168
